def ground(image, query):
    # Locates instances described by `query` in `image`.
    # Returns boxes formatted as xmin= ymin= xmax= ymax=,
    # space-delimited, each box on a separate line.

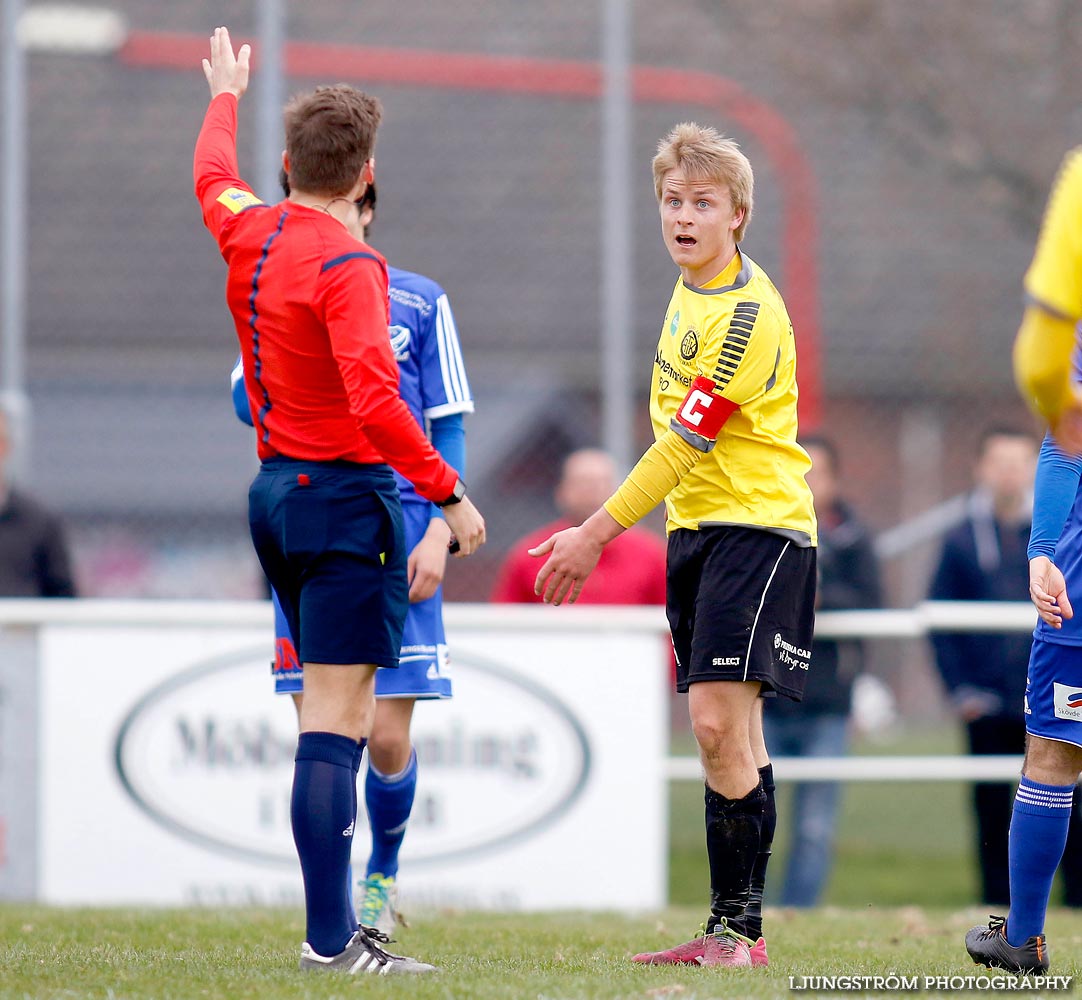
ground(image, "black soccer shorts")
xmin=666 ymin=524 xmax=816 ymax=700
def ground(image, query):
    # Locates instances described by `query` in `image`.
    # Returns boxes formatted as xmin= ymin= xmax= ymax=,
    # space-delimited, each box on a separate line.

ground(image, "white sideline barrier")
xmin=0 ymin=599 xmax=1039 ymax=905
xmin=0 ymin=597 xmax=1039 ymax=779
xmin=0 ymin=597 xmax=1040 ymax=633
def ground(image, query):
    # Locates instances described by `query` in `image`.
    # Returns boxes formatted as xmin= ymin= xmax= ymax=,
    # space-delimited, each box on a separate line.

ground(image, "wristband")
xmin=435 ymin=478 xmax=466 ymax=507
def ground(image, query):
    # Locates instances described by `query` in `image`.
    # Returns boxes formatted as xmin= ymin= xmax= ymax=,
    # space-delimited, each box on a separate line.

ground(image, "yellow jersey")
xmin=1026 ymin=148 xmax=1082 ymax=320
xmin=651 ymin=250 xmax=816 ymax=544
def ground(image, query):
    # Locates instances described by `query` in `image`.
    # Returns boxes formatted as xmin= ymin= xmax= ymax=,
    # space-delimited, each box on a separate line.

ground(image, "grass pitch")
xmin=4 ymin=905 xmax=1082 ymax=999
xmin=6 ymin=726 xmax=1059 ymax=998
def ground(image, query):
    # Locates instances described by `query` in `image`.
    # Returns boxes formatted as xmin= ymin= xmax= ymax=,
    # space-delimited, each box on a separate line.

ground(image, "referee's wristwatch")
xmin=436 ymin=478 xmax=467 ymax=507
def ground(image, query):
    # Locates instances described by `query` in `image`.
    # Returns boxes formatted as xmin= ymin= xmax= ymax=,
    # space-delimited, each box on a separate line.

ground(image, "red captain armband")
xmin=671 ymin=376 xmax=738 ymax=449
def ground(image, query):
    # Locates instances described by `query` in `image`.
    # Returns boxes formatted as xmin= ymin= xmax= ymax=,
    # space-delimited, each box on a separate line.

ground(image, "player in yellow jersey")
xmin=1014 ymin=148 xmax=1082 ymax=453
xmin=531 ymin=123 xmax=816 ymax=969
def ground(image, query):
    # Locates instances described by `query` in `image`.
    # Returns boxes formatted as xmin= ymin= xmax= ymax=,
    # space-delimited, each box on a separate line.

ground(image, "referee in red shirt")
xmin=195 ymin=28 xmax=484 ymax=976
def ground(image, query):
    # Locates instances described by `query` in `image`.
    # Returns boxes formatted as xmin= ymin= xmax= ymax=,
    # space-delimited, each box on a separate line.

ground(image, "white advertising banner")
xmin=22 ymin=604 xmax=668 ymax=911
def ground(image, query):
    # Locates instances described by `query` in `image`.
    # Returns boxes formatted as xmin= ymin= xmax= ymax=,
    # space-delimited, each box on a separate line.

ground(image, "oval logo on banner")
xmin=114 ymin=647 xmax=591 ymax=867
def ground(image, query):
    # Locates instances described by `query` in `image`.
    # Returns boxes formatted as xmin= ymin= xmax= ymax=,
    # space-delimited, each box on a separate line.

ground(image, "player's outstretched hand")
xmin=202 ymin=26 xmax=250 ymax=101
xmin=442 ymin=496 xmax=485 ymax=557
xmin=1030 ymin=555 xmax=1074 ymax=628
xmin=530 ymin=526 xmax=603 ymax=606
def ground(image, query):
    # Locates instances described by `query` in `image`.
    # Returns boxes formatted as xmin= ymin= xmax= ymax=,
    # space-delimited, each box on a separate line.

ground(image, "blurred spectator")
xmin=490 ymin=448 xmax=666 ymax=605
xmin=929 ymin=426 xmax=1082 ymax=906
xmin=0 ymin=408 xmax=76 ymax=597
xmin=763 ymin=434 xmax=881 ymax=906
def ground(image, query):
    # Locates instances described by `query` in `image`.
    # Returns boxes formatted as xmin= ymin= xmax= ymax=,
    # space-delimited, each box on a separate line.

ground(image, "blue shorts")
xmin=271 ymin=499 xmax=452 ymax=700
xmin=1025 ymin=637 xmax=1082 ymax=748
xmin=249 ymin=458 xmax=408 ymax=668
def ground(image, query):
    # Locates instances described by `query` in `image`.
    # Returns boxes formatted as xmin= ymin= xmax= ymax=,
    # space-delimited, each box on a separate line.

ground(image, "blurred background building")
xmin=3 ymin=0 xmax=1077 ymax=714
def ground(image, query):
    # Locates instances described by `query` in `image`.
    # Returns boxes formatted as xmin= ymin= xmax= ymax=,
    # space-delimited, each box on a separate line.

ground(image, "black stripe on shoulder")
xmin=713 ymin=301 xmax=763 ymax=388
xmin=321 ymin=251 xmax=383 ymax=274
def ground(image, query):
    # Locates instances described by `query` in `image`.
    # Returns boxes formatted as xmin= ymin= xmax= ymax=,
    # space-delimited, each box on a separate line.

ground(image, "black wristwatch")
xmin=436 ymin=478 xmax=466 ymax=508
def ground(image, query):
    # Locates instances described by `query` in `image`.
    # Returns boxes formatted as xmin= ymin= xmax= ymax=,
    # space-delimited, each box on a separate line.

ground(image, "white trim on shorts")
xmin=743 ymin=540 xmax=790 ymax=682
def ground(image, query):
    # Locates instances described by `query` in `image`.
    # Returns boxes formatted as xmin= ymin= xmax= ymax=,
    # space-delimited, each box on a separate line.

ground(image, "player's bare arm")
xmin=442 ymin=496 xmax=485 ymax=557
xmin=407 ymin=518 xmax=452 ymax=602
xmin=531 ymin=507 xmax=624 ymax=606
xmin=202 ymin=26 xmax=250 ymax=101
xmin=1030 ymin=555 xmax=1074 ymax=628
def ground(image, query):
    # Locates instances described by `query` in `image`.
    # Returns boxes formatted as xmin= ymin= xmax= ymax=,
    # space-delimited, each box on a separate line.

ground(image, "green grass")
xmin=6 ymin=724 xmax=1061 ymax=998
xmin=3 ymin=905 xmax=1081 ymax=1000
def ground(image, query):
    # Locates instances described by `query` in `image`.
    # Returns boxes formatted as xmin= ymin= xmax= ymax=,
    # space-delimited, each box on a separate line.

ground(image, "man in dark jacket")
xmin=0 ymin=409 xmax=75 ymax=597
xmin=930 ymin=426 xmax=1082 ymax=906
xmin=764 ymin=434 xmax=881 ymax=905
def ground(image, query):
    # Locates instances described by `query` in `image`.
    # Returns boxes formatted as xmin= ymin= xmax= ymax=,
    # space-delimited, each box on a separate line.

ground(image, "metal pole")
xmin=600 ymin=0 xmax=633 ymax=473
xmin=256 ymin=0 xmax=284 ymax=203
xmin=1 ymin=0 xmax=29 ymax=483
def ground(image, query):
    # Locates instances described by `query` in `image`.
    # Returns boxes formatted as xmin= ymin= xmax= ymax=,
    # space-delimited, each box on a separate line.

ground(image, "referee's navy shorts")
xmin=666 ymin=524 xmax=817 ymax=700
xmin=248 ymin=458 xmax=408 ymax=668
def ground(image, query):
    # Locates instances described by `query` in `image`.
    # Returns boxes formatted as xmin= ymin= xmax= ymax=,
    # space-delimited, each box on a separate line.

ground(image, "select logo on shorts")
xmin=1053 ymin=682 xmax=1082 ymax=721
xmin=774 ymin=633 xmax=811 ymax=672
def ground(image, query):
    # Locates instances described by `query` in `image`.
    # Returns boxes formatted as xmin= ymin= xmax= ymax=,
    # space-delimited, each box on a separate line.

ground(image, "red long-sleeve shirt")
xmin=194 ymin=93 xmax=457 ymax=503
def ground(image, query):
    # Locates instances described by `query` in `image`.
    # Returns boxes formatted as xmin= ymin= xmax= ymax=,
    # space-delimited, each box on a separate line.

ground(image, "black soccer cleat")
xmin=965 ymin=915 xmax=1049 ymax=975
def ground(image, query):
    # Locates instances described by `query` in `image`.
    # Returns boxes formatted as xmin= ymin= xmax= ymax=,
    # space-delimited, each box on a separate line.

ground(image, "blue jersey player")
xmin=232 ymin=178 xmax=472 ymax=935
xmin=965 ymin=424 xmax=1082 ymax=974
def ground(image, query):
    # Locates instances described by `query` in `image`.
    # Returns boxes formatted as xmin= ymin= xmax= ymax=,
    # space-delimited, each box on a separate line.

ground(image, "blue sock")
xmin=292 ymin=732 xmax=362 ymax=957
xmin=1006 ymin=776 xmax=1075 ymax=946
xmin=365 ymin=747 xmax=418 ymax=879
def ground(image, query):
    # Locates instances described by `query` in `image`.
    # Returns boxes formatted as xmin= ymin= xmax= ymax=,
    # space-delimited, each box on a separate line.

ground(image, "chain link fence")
xmin=8 ymin=0 xmax=1077 ymax=714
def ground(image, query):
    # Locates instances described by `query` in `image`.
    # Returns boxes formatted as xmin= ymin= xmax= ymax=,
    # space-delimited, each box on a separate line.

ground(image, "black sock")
xmin=704 ymin=777 xmax=766 ymax=934
xmin=742 ymin=763 xmax=775 ymax=940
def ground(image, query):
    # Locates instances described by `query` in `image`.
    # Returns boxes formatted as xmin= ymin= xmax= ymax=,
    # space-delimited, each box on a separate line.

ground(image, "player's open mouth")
xmin=676 ymin=235 xmax=696 ymax=247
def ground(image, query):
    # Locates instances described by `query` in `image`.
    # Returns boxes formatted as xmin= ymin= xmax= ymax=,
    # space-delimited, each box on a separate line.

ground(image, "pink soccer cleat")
xmin=749 ymin=936 xmax=769 ymax=967
xmin=632 ymin=923 xmax=752 ymax=967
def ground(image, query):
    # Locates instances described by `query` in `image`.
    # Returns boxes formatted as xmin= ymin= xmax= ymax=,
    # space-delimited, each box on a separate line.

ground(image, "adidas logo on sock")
xmin=342 ymin=820 xmax=355 ymax=837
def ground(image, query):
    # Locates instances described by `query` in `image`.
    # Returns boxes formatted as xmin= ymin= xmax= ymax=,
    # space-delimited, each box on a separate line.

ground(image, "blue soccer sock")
xmin=292 ymin=731 xmax=362 ymax=957
xmin=365 ymin=747 xmax=418 ymax=879
xmin=1006 ymin=776 xmax=1075 ymax=946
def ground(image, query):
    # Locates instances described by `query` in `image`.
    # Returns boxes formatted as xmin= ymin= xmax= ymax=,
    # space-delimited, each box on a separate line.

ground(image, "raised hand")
xmin=202 ymin=26 xmax=250 ymax=101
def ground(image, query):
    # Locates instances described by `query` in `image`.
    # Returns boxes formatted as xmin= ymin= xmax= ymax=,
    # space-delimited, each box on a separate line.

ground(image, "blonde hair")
xmin=652 ymin=123 xmax=754 ymax=242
